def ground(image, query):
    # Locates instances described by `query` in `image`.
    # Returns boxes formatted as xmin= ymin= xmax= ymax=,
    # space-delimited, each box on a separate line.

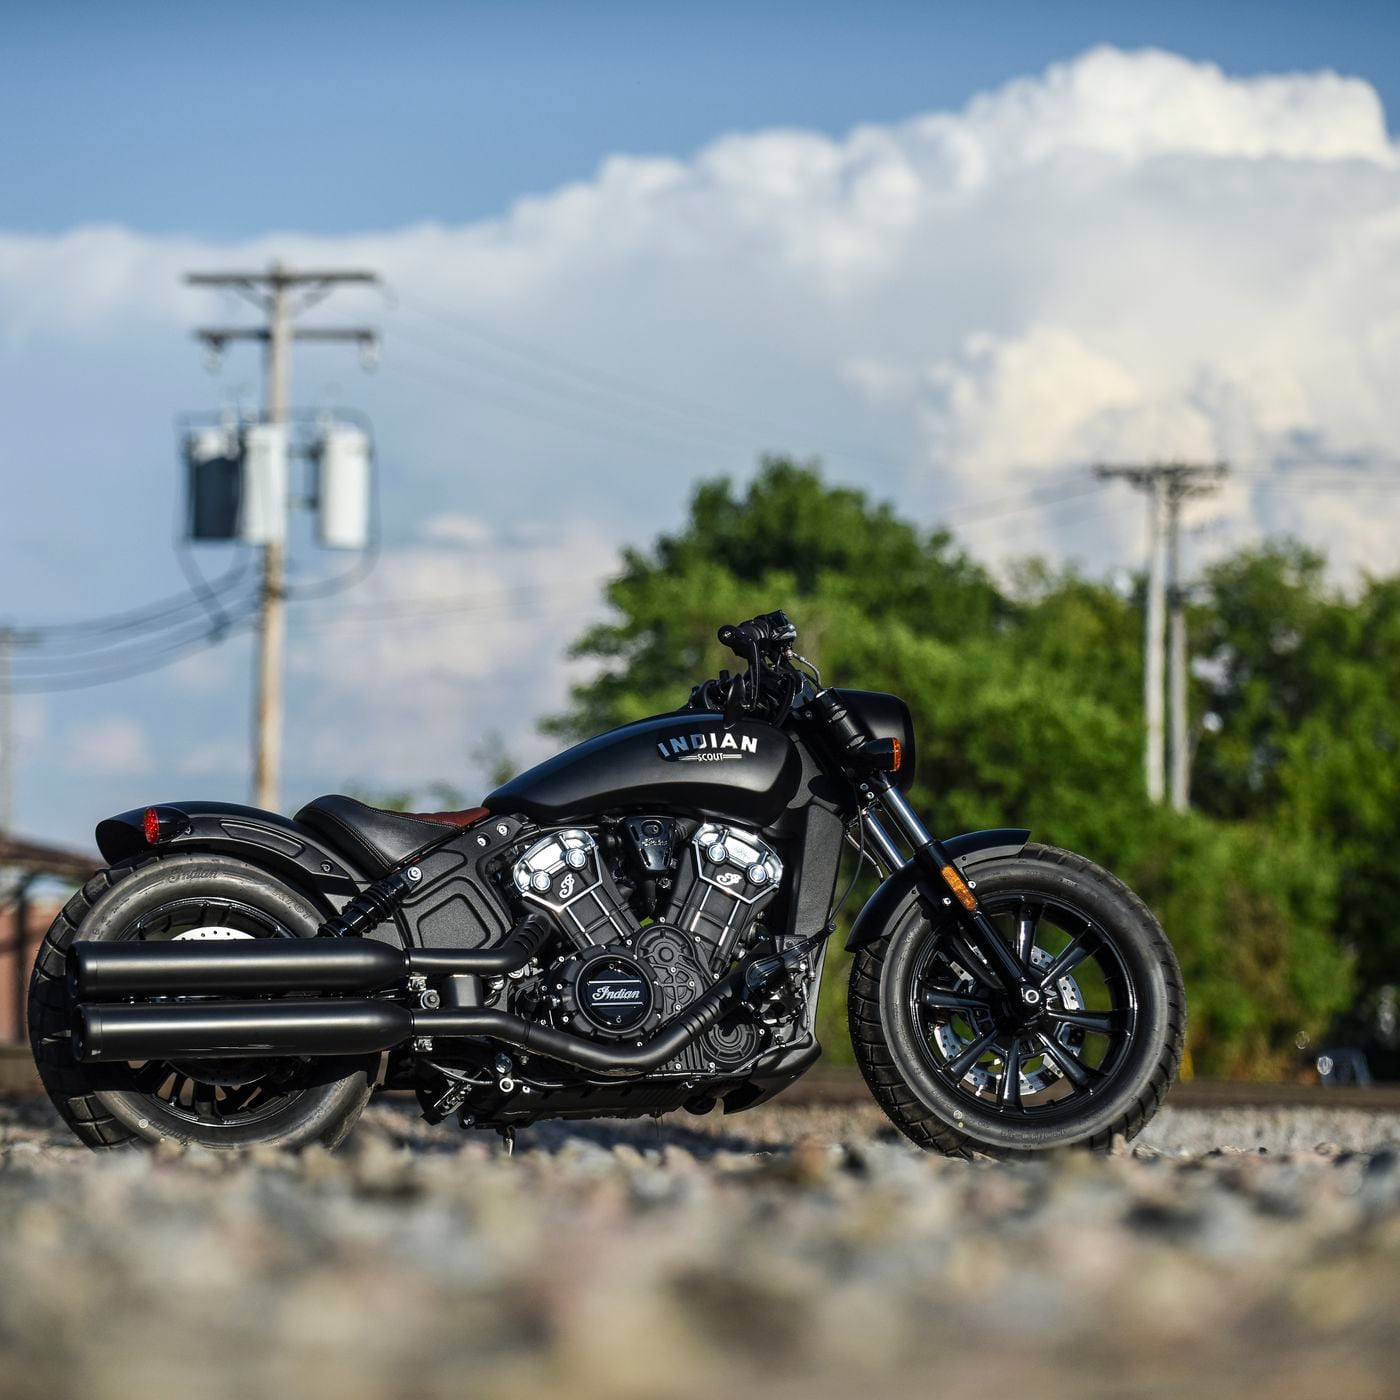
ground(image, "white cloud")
xmin=283 ymin=514 xmax=615 ymax=790
xmin=5 ymin=45 xmax=1400 ymax=805
xmin=945 ymin=46 xmax=1393 ymax=170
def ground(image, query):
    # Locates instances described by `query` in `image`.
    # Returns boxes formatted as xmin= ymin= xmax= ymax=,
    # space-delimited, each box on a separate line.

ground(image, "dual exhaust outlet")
xmin=67 ymin=921 xmax=759 ymax=1075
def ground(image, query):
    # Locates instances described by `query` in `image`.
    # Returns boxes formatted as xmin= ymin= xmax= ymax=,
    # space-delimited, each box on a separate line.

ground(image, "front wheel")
xmin=849 ymin=843 xmax=1185 ymax=1157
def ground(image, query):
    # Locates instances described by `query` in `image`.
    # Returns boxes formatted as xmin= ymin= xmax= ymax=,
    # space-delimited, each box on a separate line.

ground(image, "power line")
xmin=389 ymin=290 xmax=906 ymax=474
xmin=290 ymin=579 xmax=604 ymax=630
xmin=387 ymin=319 xmax=765 ymax=456
xmin=14 ymin=584 xmax=256 ymax=660
xmin=6 ymin=611 xmax=259 ymax=694
xmin=1237 ymin=473 xmax=1400 ymax=490
xmin=8 ymin=602 xmax=259 ymax=678
xmin=12 ymin=554 xmax=253 ymax=645
xmin=283 ymin=480 xmax=1119 ymax=635
xmin=385 ymin=340 xmax=738 ymax=461
xmin=937 ymin=477 xmax=1109 ymax=529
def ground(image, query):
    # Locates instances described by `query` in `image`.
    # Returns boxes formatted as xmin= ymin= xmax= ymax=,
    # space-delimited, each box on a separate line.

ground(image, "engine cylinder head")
xmin=676 ymin=823 xmax=784 ymax=963
xmin=512 ymin=829 xmax=638 ymax=947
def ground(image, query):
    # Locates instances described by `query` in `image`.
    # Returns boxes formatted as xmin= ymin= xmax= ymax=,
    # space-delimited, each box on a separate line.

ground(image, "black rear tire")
xmin=849 ymin=843 xmax=1185 ymax=1157
xmin=28 ymin=853 xmax=375 ymax=1152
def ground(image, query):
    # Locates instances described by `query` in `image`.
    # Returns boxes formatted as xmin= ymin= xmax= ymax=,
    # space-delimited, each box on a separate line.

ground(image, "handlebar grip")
xmin=717 ymin=622 xmax=760 ymax=654
xmin=717 ymin=610 xmax=797 ymax=656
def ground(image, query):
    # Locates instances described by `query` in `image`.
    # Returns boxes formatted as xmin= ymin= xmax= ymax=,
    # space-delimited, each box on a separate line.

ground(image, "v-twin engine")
xmin=509 ymin=821 xmax=786 ymax=1073
xmin=511 ymin=822 xmax=783 ymax=964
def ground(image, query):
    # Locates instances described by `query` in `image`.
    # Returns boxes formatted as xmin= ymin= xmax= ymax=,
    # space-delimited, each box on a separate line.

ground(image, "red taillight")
xmin=142 ymin=807 xmax=161 ymax=845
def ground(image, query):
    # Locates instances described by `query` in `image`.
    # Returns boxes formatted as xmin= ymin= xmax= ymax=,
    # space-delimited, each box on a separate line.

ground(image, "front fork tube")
xmin=861 ymin=785 xmax=1028 ymax=994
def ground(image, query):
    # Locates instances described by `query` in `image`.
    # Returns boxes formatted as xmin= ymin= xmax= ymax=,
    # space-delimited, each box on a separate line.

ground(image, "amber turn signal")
xmin=939 ymin=863 xmax=978 ymax=912
xmin=858 ymin=737 xmax=902 ymax=773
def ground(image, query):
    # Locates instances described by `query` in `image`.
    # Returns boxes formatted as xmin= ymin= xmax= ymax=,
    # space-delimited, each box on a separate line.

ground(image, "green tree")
xmin=546 ymin=456 xmax=1005 ymax=740
xmin=1196 ymin=545 xmax=1400 ymax=990
xmin=552 ymin=459 xmax=1355 ymax=1077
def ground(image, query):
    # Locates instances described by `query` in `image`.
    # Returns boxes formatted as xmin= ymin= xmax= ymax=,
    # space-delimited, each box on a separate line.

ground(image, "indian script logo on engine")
xmin=656 ymin=730 xmax=759 ymax=763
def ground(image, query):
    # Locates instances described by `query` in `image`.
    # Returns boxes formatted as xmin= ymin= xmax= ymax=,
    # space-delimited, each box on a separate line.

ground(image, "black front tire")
xmin=849 ymin=843 xmax=1186 ymax=1157
xmin=29 ymin=853 xmax=375 ymax=1152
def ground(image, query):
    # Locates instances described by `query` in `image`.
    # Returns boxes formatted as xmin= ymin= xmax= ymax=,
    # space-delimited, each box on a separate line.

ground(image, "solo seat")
xmin=294 ymin=794 xmax=490 ymax=877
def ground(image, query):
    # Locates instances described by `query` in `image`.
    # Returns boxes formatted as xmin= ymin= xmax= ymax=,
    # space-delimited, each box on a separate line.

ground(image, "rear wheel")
xmin=28 ymin=853 xmax=375 ymax=1152
xmin=849 ymin=844 xmax=1185 ymax=1157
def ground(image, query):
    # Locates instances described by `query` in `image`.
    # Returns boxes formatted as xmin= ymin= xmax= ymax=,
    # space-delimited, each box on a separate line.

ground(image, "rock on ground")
xmin=2 ymin=1093 xmax=1399 ymax=1400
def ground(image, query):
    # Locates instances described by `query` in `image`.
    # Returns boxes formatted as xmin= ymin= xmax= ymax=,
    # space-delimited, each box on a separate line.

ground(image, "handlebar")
xmin=690 ymin=611 xmax=802 ymax=721
xmin=717 ymin=609 xmax=798 ymax=658
xmin=696 ymin=608 xmax=899 ymax=783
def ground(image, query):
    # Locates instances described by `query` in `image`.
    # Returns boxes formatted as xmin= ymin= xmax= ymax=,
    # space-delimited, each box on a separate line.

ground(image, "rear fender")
xmin=95 ymin=801 xmax=369 ymax=902
xmin=844 ymin=827 xmax=1030 ymax=953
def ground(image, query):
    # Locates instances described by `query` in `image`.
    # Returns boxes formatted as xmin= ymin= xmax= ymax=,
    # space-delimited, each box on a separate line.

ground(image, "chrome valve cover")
xmin=511 ymin=829 xmax=637 ymax=946
xmin=677 ymin=823 xmax=784 ymax=963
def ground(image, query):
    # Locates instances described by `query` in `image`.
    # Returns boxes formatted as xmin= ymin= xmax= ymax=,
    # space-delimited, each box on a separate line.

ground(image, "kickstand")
xmin=497 ymin=1125 xmax=516 ymax=1158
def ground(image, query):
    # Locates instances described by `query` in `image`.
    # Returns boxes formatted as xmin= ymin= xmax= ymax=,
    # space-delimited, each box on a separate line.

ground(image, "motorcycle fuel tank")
xmin=485 ymin=715 xmax=803 ymax=827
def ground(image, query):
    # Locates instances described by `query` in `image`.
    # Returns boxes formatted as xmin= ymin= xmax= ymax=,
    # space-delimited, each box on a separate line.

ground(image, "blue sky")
xmin=5 ymin=6 xmax=1400 ymax=847
xmin=4 ymin=1 xmax=1398 ymax=237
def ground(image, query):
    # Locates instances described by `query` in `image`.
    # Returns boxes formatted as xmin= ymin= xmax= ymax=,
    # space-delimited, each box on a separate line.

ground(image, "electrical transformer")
xmin=239 ymin=423 xmax=288 ymax=546
xmin=313 ymin=425 xmax=371 ymax=551
xmin=184 ymin=427 xmax=241 ymax=542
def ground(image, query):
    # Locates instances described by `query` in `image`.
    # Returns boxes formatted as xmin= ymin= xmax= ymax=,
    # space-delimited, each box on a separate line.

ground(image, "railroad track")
xmin=3 ymin=1043 xmax=1397 ymax=1110
xmin=775 ymin=1065 xmax=1400 ymax=1111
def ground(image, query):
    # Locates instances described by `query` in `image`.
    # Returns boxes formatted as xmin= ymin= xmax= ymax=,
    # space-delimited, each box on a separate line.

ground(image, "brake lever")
xmin=742 ymin=638 xmax=763 ymax=710
xmin=723 ymin=672 xmax=745 ymax=725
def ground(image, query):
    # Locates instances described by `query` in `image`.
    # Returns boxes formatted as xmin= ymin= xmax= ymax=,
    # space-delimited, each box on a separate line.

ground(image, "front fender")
xmin=844 ymin=827 xmax=1030 ymax=953
xmin=95 ymin=801 xmax=369 ymax=900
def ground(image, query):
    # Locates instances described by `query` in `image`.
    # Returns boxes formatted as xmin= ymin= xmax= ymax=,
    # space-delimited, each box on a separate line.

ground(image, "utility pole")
xmin=1166 ymin=485 xmax=1189 ymax=812
xmin=187 ymin=263 xmax=378 ymax=811
xmin=1095 ymin=463 xmax=1227 ymax=809
xmin=0 ymin=625 xmax=12 ymax=836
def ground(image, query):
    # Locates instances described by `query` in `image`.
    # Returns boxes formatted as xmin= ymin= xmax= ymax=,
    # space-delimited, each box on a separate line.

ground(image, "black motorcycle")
xmin=30 ymin=611 xmax=1184 ymax=1157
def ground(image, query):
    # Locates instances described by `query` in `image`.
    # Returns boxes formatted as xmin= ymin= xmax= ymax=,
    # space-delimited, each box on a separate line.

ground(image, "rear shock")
xmin=318 ymin=866 xmax=423 ymax=938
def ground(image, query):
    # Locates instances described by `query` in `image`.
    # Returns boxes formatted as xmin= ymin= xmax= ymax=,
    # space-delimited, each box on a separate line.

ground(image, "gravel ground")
xmin=2 ymin=1094 xmax=1399 ymax=1400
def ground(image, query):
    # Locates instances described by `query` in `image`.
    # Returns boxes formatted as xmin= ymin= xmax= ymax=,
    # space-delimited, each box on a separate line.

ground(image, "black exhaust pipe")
xmin=68 ymin=915 xmax=553 ymax=1001
xmin=73 ymin=968 xmax=747 ymax=1074
xmin=74 ymin=998 xmax=413 ymax=1062
xmin=422 ymin=968 xmax=744 ymax=1073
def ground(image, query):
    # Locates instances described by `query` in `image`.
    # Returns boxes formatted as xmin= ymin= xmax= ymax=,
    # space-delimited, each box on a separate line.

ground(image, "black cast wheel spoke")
xmin=941 ymin=1027 xmax=1001 ymax=1082
xmin=1014 ymin=900 xmax=1042 ymax=965
xmin=1044 ymin=1007 xmax=1122 ymax=1036
xmin=1035 ymin=1032 xmax=1097 ymax=1089
xmin=921 ymin=987 xmax=992 ymax=1014
xmin=192 ymin=1080 xmax=218 ymax=1120
xmin=1038 ymin=933 xmax=1094 ymax=988
xmin=129 ymin=1061 xmax=171 ymax=1095
xmin=942 ymin=930 xmax=1003 ymax=989
xmin=908 ymin=888 xmax=1136 ymax=1119
xmin=998 ymin=1039 xmax=1023 ymax=1108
